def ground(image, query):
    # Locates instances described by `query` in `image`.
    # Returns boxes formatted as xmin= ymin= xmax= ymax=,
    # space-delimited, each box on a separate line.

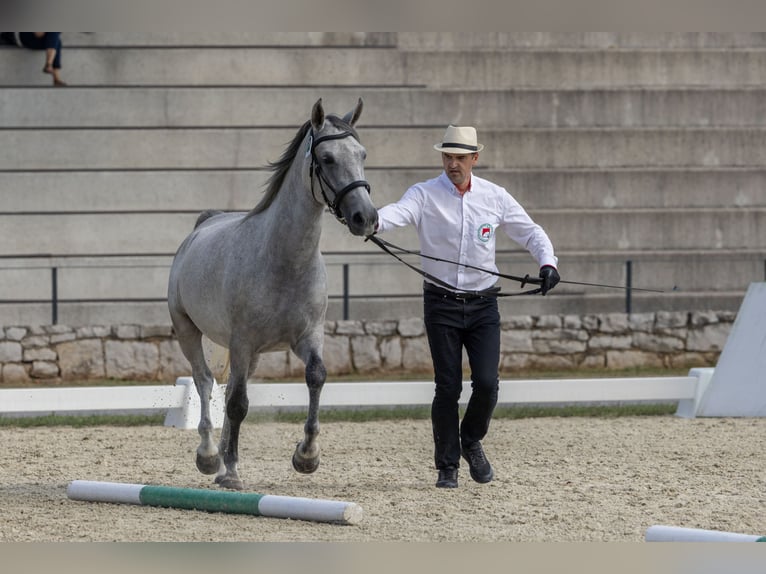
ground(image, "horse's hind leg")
xmin=292 ymin=348 xmax=326 ymax=474
xmin=170 ymin=312 xmax=221 ymax=476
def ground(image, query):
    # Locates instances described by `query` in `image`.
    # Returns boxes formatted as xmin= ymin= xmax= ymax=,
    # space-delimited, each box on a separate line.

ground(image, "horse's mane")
xmin=248 ymin=115 xmax=359 ymax=216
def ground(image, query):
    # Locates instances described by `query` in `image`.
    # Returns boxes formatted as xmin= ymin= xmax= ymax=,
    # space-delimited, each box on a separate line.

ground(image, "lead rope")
xmin=365 ymin=235 xmax=543 ymax=297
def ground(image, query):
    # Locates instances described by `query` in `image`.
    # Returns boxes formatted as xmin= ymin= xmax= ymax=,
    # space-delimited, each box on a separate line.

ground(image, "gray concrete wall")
xmin=2 ymin=207 xmax=764 ymax=256
xmin=0 ymin=32 xmax=764 ymax=325
xmin=4 ymin=87 xmax=766 ymax=128
xmin=3 ymin=127 xmax=765 ymax=170
xmin=5 ymin=45 xmax=766 ymax=87
xmin=396 ymin=32 xmax=766 ymax=50
xmin=3 ymin=168 xmax=766 ymax=213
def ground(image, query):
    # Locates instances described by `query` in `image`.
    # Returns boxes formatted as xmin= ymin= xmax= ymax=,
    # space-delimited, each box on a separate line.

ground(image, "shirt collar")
xmin=459 ymin=175 xmax=472 ymax=195
xmin=441 ymin=171 xmax=472 ymax=196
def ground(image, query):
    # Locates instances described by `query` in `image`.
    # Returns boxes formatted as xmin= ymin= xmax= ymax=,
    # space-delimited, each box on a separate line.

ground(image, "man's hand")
xmin=539 ymin=265 xmax=560 ymax=295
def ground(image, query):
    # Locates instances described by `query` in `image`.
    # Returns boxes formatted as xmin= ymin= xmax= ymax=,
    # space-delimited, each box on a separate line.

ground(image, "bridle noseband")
xmin=309 ymin=129 xmax=371 ymax=224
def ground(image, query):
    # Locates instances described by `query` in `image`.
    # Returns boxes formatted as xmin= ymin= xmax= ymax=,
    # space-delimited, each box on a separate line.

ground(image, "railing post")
xmin=51 ymin=266 xmax=58 ymax=325
xmin=625 ymin=260 xmax=632 ymax=315
xmin=342 ymin=263 xmax=349 ymax=320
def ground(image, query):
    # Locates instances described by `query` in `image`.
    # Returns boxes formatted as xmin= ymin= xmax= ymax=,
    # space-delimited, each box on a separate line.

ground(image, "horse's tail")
xmin=194 ymin=209 xmax=224 ymax=229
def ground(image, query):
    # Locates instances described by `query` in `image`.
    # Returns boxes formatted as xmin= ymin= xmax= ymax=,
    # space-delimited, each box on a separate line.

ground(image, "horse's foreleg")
xmin=192 ymin=364 xmax=223 ymax=476
xmin=214 ymin=360 xmax=250 ymax=490
xmin=292 ymin=352 xmax=326 ymax=474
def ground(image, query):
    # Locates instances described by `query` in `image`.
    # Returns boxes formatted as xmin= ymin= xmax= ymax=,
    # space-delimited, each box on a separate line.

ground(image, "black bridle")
xmin=309 ymin=130 xmax=371 ymax=225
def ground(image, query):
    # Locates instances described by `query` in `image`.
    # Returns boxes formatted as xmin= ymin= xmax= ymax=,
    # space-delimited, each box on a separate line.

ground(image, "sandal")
xmin=43 ymin=64 xmax=54 ymax=75
xmin=53 ymin=79 xmax=67 ymax=87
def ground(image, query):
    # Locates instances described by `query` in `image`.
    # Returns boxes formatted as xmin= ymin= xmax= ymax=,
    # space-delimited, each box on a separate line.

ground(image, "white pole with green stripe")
xmin=67 ymin=480 xmax=362 ymax=525
xmin=646 ymin=525 xmax=766 ymax=542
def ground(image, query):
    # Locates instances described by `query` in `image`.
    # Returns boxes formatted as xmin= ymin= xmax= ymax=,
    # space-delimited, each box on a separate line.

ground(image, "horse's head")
xmin=309 ymin=98 xmax=378 ymax=237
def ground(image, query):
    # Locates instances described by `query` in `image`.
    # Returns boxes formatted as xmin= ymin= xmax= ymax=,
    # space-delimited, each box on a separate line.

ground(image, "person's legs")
xmin=460 ymin=298 xmax=500 ymax=446
xmin=24 ymin=32 xmax=65 ymax=85
xmin=424 ymin=291 xmax=466 ymax=477
xmin=425 ymin=319 xmax=464 ymax=471
xmin=43 ymin=33 xmax=62 ymax=70
xmin=458 ymin=297 xmax=500 ymax=483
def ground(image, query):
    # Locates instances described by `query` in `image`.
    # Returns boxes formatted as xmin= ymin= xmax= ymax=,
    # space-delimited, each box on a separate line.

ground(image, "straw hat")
xmin=433 ymin=125 xmax=484 ymax=154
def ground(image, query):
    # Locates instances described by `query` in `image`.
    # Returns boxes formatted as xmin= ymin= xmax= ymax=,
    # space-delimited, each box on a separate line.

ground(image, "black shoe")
xmin=461 ymin=442 xmax=494 ymax=483
xmin=435 ymin=467 xmax=458 ymax=488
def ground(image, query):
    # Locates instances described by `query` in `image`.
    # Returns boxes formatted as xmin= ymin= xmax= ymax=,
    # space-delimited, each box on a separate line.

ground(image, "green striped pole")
xmin=67 ymin=480 xmax=362 ymax=525
xmin=646 ymin=525 xmax=766 ymax=542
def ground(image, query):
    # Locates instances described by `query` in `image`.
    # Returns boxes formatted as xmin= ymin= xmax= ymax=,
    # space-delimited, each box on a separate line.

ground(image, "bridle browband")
xmin=309 ymin=129 xmax=371 ymax=224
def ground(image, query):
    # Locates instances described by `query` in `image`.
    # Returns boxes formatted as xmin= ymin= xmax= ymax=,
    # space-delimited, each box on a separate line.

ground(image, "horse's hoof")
xmin=215 ymin=474 xmax=244 ymax=490
xmin=292 ymin=451 xmax=320 ymax=474
xmin=196 ymin=452 xmax=222 ymax=475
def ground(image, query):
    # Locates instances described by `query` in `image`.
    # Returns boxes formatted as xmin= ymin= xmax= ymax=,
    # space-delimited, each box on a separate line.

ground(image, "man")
xmin=375 ymin=125 xmax=560 ymax=488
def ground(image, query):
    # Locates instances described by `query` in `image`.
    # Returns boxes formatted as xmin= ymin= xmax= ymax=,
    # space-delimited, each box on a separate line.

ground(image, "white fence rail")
xmin=0 ymin=368 xmax=715 ymax=429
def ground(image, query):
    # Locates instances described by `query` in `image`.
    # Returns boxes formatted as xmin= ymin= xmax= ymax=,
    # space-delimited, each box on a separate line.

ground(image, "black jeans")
xmin=423 ymin=287 xmax=500 ymax=471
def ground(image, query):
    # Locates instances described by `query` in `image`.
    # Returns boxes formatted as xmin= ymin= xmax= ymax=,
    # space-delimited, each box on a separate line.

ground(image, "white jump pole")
xmin=67 ymin=480 xmax=362 ymax=525
xmin=646 ymin=525 xmax=766 ymax=542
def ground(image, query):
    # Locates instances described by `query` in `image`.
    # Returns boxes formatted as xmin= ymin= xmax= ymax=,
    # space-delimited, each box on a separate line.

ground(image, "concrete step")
xmin=0 ymin=212 xmax=198 ymax=256
xmin=512 ymin=208 xmax=766 ymax=252
xmin=3 ymin=87 xmax=766 ymax=128
xmin=371 ymin=167 xmax=766 ymax=210
xmin=0 ymin=211 xmax=388 ymax=256
xmin=351 ymin=207 xmax=766 ymax=254
xmin=4 ymin=168 xmax=766 ymax=214
xmin=0 ymin=171 xmax=270 ymax=213
xmin=3 ymin=127 xmax=764 ymax=170
xmin=63 ymin=32 xmax=397 ymax=47
xmin=397 ymin=32 xmax=766 ymax=50
xmin=404 ymin=50 xmax=766 ymax=89
xmin=4 ymin=46 xmax=766 ymax=88
xmin=64 ymin=32 xmax=766 ymax=50
xmin=0 ymin=47 xmax=407 ymax=87
xmin=0 ymin=208 xmax=763 ymax=257
xmin=494 ymin=168 xmax=766 ymax=211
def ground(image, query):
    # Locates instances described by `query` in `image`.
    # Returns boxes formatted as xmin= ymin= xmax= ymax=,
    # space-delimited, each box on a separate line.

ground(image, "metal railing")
xmin=0 ymin=253 xmax=764 ymax=323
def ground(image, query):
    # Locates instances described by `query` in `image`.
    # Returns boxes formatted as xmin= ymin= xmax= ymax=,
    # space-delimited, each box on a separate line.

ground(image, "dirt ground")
xmin=1 ymin=415 xmax=764 ymax=542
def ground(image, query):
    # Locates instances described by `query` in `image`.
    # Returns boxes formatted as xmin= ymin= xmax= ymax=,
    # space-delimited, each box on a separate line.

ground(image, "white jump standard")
xmin=66 ymin=480 xmax=363 ymax=525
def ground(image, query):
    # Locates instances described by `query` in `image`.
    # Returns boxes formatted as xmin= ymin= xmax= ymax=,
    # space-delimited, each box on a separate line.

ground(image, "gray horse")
xmin=167 ymin=98 xmax=378 ymax=490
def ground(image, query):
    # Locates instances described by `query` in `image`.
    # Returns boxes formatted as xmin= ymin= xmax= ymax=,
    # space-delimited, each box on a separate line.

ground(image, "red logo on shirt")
xmin=478 ymin=224 xmax=493 ymax=243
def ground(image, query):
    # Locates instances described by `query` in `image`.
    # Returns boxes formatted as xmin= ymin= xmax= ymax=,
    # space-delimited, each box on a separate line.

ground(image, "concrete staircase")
xmin=1 ymin=32 xmax=764 ymax=324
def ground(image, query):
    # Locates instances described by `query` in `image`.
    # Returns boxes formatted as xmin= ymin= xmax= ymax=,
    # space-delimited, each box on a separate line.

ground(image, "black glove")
xmin=539 ymin=265 xmax=560 ymax=295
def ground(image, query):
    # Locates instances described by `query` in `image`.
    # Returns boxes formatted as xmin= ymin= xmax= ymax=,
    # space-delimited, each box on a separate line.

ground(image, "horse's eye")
xmin=322 ymin=155 xmax=335 ymax=165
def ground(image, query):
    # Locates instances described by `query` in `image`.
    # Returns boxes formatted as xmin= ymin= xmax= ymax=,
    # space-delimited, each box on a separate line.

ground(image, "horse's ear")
xmin=311 ymin=98 xmax=325 ymax=131
xmin=343 ymin=98 xmax=363 ymax=127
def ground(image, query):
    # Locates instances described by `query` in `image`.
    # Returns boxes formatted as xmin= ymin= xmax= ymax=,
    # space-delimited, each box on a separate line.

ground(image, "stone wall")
xmin=0 ymin=310 xmax=734 ymax=384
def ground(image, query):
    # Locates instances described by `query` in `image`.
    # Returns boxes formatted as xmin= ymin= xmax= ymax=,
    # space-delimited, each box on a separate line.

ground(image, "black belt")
xmin=423 ymin=281 xmax=500 ymax=301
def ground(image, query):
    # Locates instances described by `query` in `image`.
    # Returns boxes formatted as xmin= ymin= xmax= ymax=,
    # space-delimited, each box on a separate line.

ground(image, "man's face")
xmin=442 ymin=152 xmax=478 ymax=189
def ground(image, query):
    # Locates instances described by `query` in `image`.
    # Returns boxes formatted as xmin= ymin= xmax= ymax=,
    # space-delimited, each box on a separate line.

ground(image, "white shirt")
xmin=377 ymin=171 xmax=558 ymax=292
